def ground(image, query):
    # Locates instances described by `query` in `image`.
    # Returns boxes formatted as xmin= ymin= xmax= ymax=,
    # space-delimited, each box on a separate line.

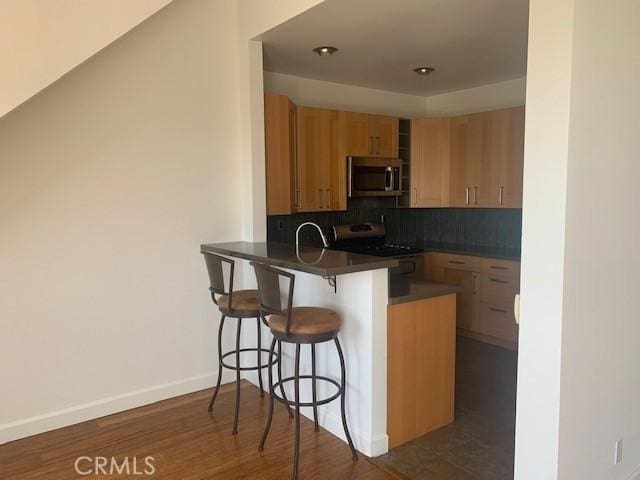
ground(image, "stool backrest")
xmin=251 ymin=262 xmax=295 ymax=335
xmin=202 ymin=251 xmax=235 ymax=305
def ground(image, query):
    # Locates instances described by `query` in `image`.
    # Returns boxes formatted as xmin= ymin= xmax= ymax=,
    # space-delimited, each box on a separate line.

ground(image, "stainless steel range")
xmin=332 ymin=223 xmax=424 ymax=281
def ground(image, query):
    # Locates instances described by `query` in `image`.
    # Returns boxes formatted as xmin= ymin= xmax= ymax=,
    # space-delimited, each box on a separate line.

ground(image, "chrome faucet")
xmin=296 ymin=222 xmax=329 ymax=249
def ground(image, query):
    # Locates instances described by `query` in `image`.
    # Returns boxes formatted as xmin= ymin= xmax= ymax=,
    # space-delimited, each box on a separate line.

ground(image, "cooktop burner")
xmin=331 ymin=222 xmax=423 ymax=257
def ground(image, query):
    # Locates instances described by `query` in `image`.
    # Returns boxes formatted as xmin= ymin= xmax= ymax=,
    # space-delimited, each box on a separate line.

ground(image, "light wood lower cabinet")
xmin=427 ymin=252 xmax=520 ymax=350
xmin=387 ymin=294 xmax=456 ymax=449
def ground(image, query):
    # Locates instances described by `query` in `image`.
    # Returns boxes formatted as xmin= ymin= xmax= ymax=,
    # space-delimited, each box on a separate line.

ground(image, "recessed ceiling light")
xmin=414 ymin=67 xmax=435 ymax=76
xmin=313 ymin=46 xmax=338 ymax=56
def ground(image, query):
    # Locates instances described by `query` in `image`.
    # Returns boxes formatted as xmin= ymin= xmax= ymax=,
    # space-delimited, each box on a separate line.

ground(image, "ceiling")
xmin=259 ymin=0 xmax=529 ymax=96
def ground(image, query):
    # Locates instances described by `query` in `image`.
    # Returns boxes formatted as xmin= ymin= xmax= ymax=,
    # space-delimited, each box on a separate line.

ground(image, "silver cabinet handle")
xmin=325 ymin=189 xmax=330 ymax=208
xmin=499 ymin=186 xmax=504 ymax=205
xmin=490 ymin=306 xmax=509 ymax=313
xmin=490 ymin=277 xmax=510 ymax=284
xmin=296 ymin=189 xmax=301 ymax=208
xmin=465 ymin=187 xmax=470 ymax=205
xmin=472 ymin=274 xmax=477 ymax=295
xmin=413 ymin=188 xmax=418 ymax=206
xmin=474 ymin=186 xmax=478 ymax=205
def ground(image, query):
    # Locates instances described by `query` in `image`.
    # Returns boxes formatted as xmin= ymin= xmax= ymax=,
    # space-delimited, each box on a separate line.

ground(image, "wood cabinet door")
xmin=296 ymin=107 xmax=325 ymax=212
xmin=323 ymin=109 xmax=347 ymax=211
xmin=477 ymin=303 xmax=519 ymax=344
xmin=410 ymin=118 xmax=450 ymax=208
xmin=498 ymin=106 xmax=525 ymax=208
xmin=387 ymin=295 xmax=456 ymax=448
xmin=475 ymin=111 xmax=501 ymax=207
xmin=345 ymin=112 xmax=371 ymax=156
xmin=264 ymin=94 xmax=296 ymax=215
xmin=369 ymin=114 xmax=399 ymax=157
xmin=442 ymin=267 xmax=475 ymax=330
xmin=449 ymin=115 xmax=477 ymax=207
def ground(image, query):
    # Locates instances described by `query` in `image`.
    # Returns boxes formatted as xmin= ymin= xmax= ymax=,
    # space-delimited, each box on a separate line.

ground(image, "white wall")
xmin=236 ymin=0 xmax=324 ymax=242
xmin=0 ymin=0 xmax=172 ymax=119
xmin=424 ymin=77 xmax=527 ymax=116
xmin=264 ymin=71 xmax=526 ymax=118
xmin=0 ymin=0 xmax=242 ymax=442
xmin=557 ymin=0 xmax=640 ymax=478
xmin=264 ymin=71 xmax=428 ymax=117
xmin=516 ymin=0 xmax=640 ymax=479
xmin=514 ymin=0 xmax=573 ymax=477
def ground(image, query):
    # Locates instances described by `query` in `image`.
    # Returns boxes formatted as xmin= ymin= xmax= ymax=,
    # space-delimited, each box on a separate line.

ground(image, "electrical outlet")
xmin=277 ymin=219 xmax=285 ymax=231
xmin=615 ymin=439 xmax=623 ymax=465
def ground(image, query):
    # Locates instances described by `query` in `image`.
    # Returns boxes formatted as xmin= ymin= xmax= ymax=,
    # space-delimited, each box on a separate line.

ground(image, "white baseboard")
xmin=243 ymin=372 xmax=388 ymax=457
xmin=0 ymin=370 xmax=233 ymax=445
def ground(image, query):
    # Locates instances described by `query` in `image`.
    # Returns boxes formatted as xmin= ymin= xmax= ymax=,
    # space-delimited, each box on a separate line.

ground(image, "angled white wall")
xmin=0 ymin=0 xmax=242 ymax=443
xmin=0 ymin=0 xmax=173 ymax=119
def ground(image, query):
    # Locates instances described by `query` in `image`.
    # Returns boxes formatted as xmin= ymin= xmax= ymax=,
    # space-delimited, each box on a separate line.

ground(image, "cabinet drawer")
xmin=480 ymin=258 xmax=520 ymax=276
xmin=433 ymin=253 xmax=481 ymax=272
xmin=477 ymin=302 xmax=518 ymax=344
xmin=480 ymin=274 xmax=519 ymax=306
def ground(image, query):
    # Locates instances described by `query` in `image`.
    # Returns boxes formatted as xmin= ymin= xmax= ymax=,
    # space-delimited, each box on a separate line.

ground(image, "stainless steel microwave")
xmin=347 ymin=157 xmax=403 ymax=197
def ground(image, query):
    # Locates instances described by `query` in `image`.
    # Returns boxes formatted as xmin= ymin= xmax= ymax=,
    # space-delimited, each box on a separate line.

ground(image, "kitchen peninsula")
xmin=200 ymin=241 xmax=459 ymax=455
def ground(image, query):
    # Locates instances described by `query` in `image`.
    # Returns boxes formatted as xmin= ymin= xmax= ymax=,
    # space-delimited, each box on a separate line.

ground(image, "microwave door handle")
xmin=385 ymin=167 xmax=392 ymax=191
xmin=348 ymin=157 xmax=353 ymax=197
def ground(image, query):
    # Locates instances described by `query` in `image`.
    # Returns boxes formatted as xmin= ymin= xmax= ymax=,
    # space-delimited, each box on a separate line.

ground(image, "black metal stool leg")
xmin=292 ymin=343 xmax=302 ymax=480
xmin=311 ymin=343 xmax=319 ymax=432
xmin=335 ymin=337 xmax=358 ymax=461
xmin=259 ymin=337 xmax=277 ymax=452
xmin=208 ymin=315 xmax=226 ymax=412
xmin=278 ymin=340 xmax=294 ymax=418
xmin=232 ymin=319 xmax=242 ymax=435
xmin=257 ymin=318 xmax=265 ymax=397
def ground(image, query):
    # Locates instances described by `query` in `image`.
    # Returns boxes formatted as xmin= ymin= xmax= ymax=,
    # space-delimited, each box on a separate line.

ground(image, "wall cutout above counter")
xmin=264 ymin=92 xmax=525 ymax=215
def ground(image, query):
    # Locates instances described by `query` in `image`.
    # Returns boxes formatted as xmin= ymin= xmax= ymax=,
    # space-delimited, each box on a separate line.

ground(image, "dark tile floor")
xmin=377 ymin=336 xmax=518 ymax=480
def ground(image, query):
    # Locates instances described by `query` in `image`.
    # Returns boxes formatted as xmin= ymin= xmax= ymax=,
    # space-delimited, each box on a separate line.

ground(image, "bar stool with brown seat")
xmin=252 ymin=262 xmax=358 ymax=479
xmin=202 ymin=251 xmax=292 ymax=435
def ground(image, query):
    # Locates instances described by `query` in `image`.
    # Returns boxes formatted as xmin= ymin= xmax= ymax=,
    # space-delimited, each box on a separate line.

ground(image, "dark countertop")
xmin=200 ymin=242 xmax=399 ymax=277
xmin=388 ymin=278 xmax=462 ymax=305
xmin=410 ymin=241 xmax=521 ymax=261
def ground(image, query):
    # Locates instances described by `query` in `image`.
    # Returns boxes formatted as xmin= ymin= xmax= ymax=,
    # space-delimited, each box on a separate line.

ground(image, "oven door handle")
xmin=397 ymin=260 xmax=416 ymax=275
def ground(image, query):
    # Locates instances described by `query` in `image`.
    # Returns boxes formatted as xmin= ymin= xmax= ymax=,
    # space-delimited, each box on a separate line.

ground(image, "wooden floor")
xmin=0 ymin=381 xmax=402 ymax=479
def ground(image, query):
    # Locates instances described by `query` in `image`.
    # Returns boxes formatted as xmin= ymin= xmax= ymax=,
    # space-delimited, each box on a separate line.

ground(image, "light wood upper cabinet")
xmin=410 ymin=118 xmax=450 ymax=208
xmin=449 ymin=115 xmax=477 ymax=207
xmin=369 ymin=114 xmax=399 ymax=157
xmin=345 ymin=112 xmax=371 ymax=156
xmin=296 ymin=106 xmax=347 ymax=212
xmin=296 ymin=106 xmax=324 ymax=212
xmin=498 ymin=106 xmax=525 ymax=208
xmin=264 ymin=94 xmax=297 ymax=215
xmin=450 ymin=106 xmax=525 ymax=208
xmin=345 ymin=112 xmax=398 ymax=158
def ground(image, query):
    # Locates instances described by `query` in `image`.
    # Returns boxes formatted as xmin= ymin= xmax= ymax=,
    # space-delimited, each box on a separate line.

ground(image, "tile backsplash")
xmin=267 ymin=198 xmax=522 ymax=252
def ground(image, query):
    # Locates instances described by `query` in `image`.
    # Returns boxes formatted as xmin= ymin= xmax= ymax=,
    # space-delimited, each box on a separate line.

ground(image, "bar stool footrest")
xmin=271 ymin=375 xmax=341 ymax=407
xmin=221 ymin=348 xmax=277 ymax=371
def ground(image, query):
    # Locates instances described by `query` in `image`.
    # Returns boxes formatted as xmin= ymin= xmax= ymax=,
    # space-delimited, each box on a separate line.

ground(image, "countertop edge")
xmin=200 ymin=242 xmax=399 ymax=277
